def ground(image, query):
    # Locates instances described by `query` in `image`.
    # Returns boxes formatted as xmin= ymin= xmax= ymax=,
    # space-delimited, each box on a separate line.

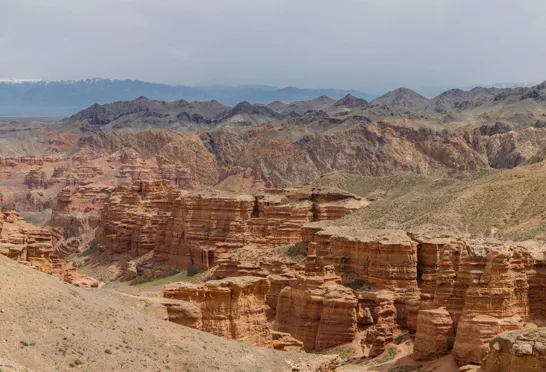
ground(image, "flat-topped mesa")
xmin=251 ymin=188 xmax=368 ymax=244
xmin=480 ymin=328 xmax=546 ymax=372
xmin=151 ymin=189 xmax=254 ymax=270
xmin=275 ymin=262 xmax=358 ymax=352
xmin=408 ymin=232 xmax=462 ymax=299
xmin=24 ymin=170 xmax=48 ymax=190
xmin=303 ymin=226 xmax=419 ymax=298
xmin=163 ymin=276 xmax=273 ymax=347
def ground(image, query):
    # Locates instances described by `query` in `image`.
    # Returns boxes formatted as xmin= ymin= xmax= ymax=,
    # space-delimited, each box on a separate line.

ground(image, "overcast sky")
xmin=1 ymin=0 xmax=545 ymax=92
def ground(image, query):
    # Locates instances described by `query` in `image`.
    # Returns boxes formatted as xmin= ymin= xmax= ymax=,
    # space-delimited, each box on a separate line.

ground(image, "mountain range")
xmin=0 ymin=78 xmax=374 ymax=117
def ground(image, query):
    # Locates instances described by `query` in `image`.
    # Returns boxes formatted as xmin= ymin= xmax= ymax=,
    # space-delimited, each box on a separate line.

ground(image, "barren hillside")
xmin=0 ymin=254 xmax=337 ymax=372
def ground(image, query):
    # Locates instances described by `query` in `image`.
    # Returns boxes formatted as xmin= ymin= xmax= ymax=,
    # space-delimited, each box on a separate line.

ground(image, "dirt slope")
xmin=315 ymin=160 xmax=546 ymax=240
xmin=0 ymin=255 xmax=337 ymax=372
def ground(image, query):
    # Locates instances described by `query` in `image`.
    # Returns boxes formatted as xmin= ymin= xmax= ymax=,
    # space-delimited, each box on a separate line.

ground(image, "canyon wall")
xmin=298 ymin=224 xmax=546 ymax=365
xmin=100 ymin=183 xmax=368 ymax=271
xmin=163 ymin=276 xmax=273 ymax=347
xmin=0 ymin=211 xmax=97 ymax=287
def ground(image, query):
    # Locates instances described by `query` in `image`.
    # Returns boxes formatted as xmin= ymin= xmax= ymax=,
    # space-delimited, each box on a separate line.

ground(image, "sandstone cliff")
xmin=0 ymin=211 xmax=97 ymax=287
xmin=275 ymin=249 xmax=357 ymax=352
xmin=299 ymin=223 xmax=546 ymax=366
xmin=100 ymin=184 xmax=367 ymax=272
xmin=163 ymin=276 xmax=273 ymax=347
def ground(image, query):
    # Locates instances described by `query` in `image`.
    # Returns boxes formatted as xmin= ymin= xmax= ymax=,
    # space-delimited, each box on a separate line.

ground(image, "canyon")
xmin=4 ymin=85 xmax=546 ymax=371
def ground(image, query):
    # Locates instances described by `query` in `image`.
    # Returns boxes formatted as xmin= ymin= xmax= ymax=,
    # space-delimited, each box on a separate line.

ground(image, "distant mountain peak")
xmin=334 ymin=94 xmax=369 ymax=108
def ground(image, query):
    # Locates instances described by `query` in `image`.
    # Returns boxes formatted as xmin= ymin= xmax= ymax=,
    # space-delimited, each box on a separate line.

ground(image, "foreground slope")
xmin=0 ymin=255 xmax=337 ymax=372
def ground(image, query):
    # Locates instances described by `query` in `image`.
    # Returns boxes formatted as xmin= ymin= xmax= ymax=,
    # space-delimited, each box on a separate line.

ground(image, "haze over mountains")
xmin=0 ymin=78 xmax=374 ymax=117
xmin=0 ymin=78 xmax=538 ymax=118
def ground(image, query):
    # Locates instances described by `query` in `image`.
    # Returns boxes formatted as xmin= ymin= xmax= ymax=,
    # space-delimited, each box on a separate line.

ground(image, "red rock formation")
xmin=413 ymin=307 xmax=455 ymax=360
xmin=480 ymin=328 xmax=546 ymax=372
xmin=275 ymin=252 xmax=357 ymax=352
xmin=163 ymin=276 xmax=273 ymax=347
xmin=24 ymin=170 xmax=48 ymax=189
xmin=271 ymin=331 xmax=304 ymax=352
xmin=451 ymin=244 xmax=533 ymax=365
xmin=50 ymin=183 xmax=113 ymax=237
xmin=303 ymin=226 xmax=419 ymax=298
xmin=100 ymin=184 xmax=367 ymax=271
xmin=362 ymin=291 xmax=398 ymax=357
xmin=275 ymin=274 xmax=357 ymax=352
xmin=0 ymin=211 xmax=97 ymax=287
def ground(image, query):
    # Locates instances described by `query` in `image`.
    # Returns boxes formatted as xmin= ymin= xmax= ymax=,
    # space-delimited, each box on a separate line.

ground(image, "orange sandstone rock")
xmin=163 ymin=276 xmax=273 ymax=347
xmin=413 ymin=307 xmax=455 ymax=361
xmin=275 ymin=272 xmax=357 ymax=351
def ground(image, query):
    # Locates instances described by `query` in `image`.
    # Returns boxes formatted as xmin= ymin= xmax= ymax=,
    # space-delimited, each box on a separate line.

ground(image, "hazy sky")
xmin=1 ymin=0 xmax=545 ymax=92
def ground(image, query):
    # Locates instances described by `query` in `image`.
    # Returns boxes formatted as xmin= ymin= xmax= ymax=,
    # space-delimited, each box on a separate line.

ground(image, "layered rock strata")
xmin=302 ymin=226 xmax=419 ymax=299
xmin=360 ymin=291 xmax=398 ymax=357
xmin=100 ymin=184 xmax=367 ymax=271
xmin=301 ymin=224 xmax=546 ymax=366
xmin=0 ymin=211 xmax=97 ymax=287
xmin=275 ymin=252 xmax=357 ymax=352
xmin=51 ymin=183 xmax=113 ymax=237
xmin=163 ymin=276 xmax=273 ymax=347
xmin=413 ymin=307 xmax=455 ymax=360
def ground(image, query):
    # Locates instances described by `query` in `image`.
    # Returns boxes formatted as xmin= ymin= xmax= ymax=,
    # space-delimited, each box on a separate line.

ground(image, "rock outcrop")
xmin=24 ymin=170 xmax=48 ymax=189
xmin=163 ymin=276 xmax=273 ymax=347
xmin=303 ymin=226 xmax=419 ymax=298
xmin=361 ymin=291 xmax=398 ymax=357
xmin=480 ymin=328 xmax=546 ymax=372
xmin=100 ymin=184 xmax=367 ymax=271
xmin=0 ymin=211 xmax=97 ymax=287
xmin=51 ymin=183 xmax=113 ymax=237
xmin=413 ymin=307 xmax=455 ymax=360
xmin=300 ymin=224 xmax=546 ymax=366
xmin=275 ymin=250 xmax=358 ymax=352
xmin=271 ymin=331 xmax=304 ymax=352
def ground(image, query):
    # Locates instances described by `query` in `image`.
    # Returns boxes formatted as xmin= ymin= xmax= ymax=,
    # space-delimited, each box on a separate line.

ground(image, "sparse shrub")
xmin=104 ymin=349 xmax=112 ymax=354
xmin=20 ymin=341 xmax=35 ymax=347
xmin=73 ymin=358 xmax=83 ymax=366
xmin=187 ymin=266 xmax=200 ymax=277
xmin=280 ymin=243 xmax=307 ymax=262
xmin=394 ymin=329 xmax=409 ymax=345
xmin=346 ymin=279 xmax=366 ymax=290
xmin=375 ymin=347 xmax=397 ymax=364
xmin=321 ymin=346 xmax=353 ymax=363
